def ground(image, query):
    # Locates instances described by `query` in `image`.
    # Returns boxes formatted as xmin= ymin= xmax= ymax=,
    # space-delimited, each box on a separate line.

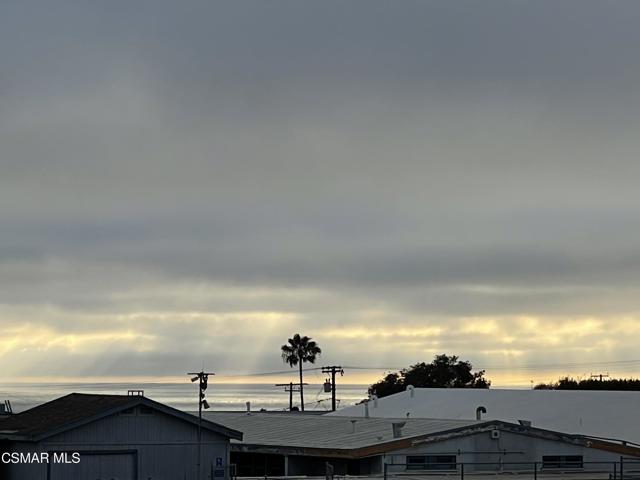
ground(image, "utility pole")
xmin=321 ymin=366 xmax=344 ymax=412
xmin=276 ymin=382 xmax=308 ymax=411
xmin=591 ymin=373 xmax=610 ymax=382
xmin=188 ymin=370 xmax=215 ymax=480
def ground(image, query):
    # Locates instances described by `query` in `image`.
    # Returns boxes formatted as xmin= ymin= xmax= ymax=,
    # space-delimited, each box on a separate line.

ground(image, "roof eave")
xmin=22 ymin=396 xmax=242 ymax=443
xmin=229 ymin=419 xmax=640 ymax=459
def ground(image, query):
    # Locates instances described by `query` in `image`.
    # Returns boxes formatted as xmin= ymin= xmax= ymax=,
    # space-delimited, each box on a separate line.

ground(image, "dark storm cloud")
xmin=2 ymin=1 xmax=640 ymax=382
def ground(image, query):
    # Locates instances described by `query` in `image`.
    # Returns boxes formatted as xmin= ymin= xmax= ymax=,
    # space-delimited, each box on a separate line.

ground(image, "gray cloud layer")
xmin=2 ymin=1 xmax=640 ymax=384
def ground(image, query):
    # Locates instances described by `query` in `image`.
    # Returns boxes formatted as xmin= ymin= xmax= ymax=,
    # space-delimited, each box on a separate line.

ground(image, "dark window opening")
xmin=231 ymin=452 xmax=285 ymax=477
xmin=542 ymin=455 xmax=583 ymax=469
xmin=406 ymin=455 xmax=457 ymax=471
xmin=120 ymin=407 xmax=135 ymax=415
xmin=138 ymin=405 xmax=154 ymax=415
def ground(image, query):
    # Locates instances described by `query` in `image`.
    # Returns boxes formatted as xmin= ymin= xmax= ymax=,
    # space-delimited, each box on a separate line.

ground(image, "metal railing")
xmin=383 ymin=458 xmax=640 ymax=480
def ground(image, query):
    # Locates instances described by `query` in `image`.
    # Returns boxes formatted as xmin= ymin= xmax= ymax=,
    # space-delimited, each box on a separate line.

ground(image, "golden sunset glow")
xmin=3 ymin=307 xmax=640 ymax=387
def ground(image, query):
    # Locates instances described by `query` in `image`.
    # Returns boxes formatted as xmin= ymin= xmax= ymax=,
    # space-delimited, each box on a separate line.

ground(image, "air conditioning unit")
xmin=491 ymin=430 xmax=501 ymax=439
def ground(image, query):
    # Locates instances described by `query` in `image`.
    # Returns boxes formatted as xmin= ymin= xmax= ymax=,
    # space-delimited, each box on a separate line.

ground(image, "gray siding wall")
xmin=385 ymin=429 xmax=625 ymax=474
xmin=4 ymin=409 xmax=230 ymax=480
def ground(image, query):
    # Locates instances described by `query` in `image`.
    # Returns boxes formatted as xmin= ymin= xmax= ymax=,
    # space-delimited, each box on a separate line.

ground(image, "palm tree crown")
xmin=281 ymin=333 xmax=321 ymax=411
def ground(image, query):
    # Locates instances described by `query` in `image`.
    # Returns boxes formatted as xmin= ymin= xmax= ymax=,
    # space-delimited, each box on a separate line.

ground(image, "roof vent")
xmin=392 ymin=421 xmax=406 ymax=438
xmin=246 ymin=401 xmax=251 ymax=414
xmin=476 ymin=406 xmax=487 ymax=420
xmin=518 ymin=419 xmax=532 ymax=427
xmin=0 ymin=400 xmax=13 ymax=415
xmin=350 ymin=419 xmax=357 ymax=433
xmin=407 ymin=385 xmax=415 ymax=398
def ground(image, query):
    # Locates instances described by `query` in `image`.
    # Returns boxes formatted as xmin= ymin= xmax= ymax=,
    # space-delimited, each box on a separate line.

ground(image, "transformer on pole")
xmin=321 ymin=366 xmax=344 ymax=411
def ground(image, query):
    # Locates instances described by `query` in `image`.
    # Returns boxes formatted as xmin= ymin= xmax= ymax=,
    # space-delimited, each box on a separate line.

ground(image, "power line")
xmin=342 ymin=366 xmax=404 ymax=371
xmin=211 ymin=359 xmax=640 ymax=379
xmin=342 ymin=360 xmax=640 ymax=374
xmin=477 ymin=359 xmax=640 ymax=372
xmin=216 ymin=367 xmax=324 ymax=378
xmin=214 ymin=366 xmax=399 ymax=378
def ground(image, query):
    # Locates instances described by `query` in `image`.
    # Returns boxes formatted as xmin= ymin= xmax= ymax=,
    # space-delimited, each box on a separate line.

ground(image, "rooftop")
xmin=202 ymin=411 xmax=480 ymax=450
xmin=0 ymin=393 xmax=242 ymax=441
xmin=200 ymin=410 xmax=640 ymax=459
xmin=0 ymin=393 xmax=135 ymax=438
xmin=329 ymin=388 xmax=640 ymax=444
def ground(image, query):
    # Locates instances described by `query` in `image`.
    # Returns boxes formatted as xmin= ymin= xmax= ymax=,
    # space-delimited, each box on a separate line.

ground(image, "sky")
xmin=2 ymin=1 xmax=640 ymax=387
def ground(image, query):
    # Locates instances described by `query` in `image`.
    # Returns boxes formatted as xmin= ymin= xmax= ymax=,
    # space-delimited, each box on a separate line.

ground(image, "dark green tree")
xmin=369 ymin=372 xmax=403 ymax=398
xmin=369 ymin=354 xmax=490 ymax=398
xmin=534 ymin=376 xmax=640 ymax=391
xmin=281 ymin=334 xmax=322 ymax=411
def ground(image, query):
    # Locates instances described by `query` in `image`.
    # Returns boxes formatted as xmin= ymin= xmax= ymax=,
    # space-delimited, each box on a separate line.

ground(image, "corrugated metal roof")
xmin=201 ymin=411 xmax=480 ymax=450
xmin=200 ymin=411 xmax=640 ymax=460
xmin=329 ymin=388 xmax=640 ymax=444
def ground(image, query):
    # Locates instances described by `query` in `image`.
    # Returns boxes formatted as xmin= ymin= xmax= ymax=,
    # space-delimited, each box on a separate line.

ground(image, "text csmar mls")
xmin=1 ymin=452 xmax=81 ymax=464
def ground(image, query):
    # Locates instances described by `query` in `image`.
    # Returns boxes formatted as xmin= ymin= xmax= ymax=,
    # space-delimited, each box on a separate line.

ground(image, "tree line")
xmin=534 ymin=377 xmax=640 ymax=390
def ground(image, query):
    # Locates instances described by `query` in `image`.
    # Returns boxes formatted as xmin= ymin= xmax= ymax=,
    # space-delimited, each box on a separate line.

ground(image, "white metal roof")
xmin=328 ymin=388 xmax=640 ymax=444
xmin=201 ymin=411 xmax=480 ymax=450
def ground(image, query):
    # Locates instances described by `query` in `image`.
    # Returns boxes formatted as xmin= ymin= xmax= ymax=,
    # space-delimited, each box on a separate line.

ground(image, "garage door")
xmin=49 ymin=451 xmax=137 ymax=480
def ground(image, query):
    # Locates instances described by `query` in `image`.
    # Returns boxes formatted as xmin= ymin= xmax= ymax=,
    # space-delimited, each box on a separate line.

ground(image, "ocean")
xmin=0 ymin=382 xmax=370 ymax=413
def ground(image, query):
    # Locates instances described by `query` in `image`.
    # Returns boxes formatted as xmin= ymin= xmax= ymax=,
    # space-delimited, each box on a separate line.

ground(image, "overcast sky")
xmin=2 ymin=1 xmax=640 ymax=386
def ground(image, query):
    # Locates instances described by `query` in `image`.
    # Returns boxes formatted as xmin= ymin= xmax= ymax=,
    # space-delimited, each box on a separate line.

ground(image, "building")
xmin=203 ymin=411 xmax=640 ymax=477
xmin=0 ymin=393 xmax=242 ymax=480
xmin=329 ymin=387 xmax=640 ymax=444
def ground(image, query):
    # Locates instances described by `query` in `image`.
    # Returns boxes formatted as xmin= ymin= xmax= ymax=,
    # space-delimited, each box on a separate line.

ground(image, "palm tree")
xmin=281 ymin=334 xmax=322 ymax=411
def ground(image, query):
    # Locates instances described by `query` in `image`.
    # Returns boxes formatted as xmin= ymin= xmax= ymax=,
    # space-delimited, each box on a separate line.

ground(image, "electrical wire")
xmin=215 ymin=367 xmax=324 ymax=378
xmin=213 ymin=358 xmax=640 ymax=379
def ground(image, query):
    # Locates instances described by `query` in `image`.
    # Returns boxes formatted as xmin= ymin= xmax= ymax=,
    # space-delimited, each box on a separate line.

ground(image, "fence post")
xmin=614 ymin=462 xmax=617 ymax=480
xmin=534 ymin=461 xmax=537 ymax=480
xmin=460 ymin=462 xmax=465 ymax=480
xmin=383 ymin=460 xmax=387 ymax=480
xmin=621 ymin=456 xmax=624 ymax=480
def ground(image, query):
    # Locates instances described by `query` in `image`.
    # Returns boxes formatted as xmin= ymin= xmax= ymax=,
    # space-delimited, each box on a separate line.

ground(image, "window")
xmin=542 ymin=456 xmax=583 ymax=469
xmin=406 ymin=455 xmax=457 ymax=471
xmin=120 ymin=407 xmax=135 ymax=416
